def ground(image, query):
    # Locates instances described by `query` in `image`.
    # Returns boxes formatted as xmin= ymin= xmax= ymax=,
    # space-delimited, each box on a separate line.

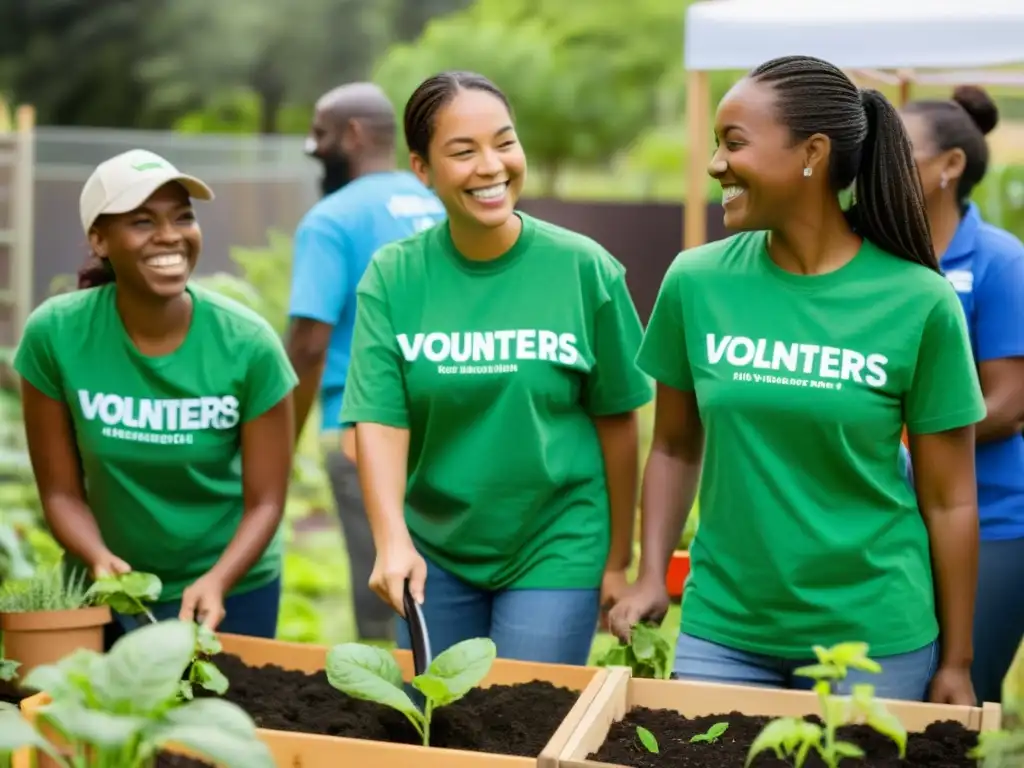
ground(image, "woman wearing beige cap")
xmin=14 ymin=149 xmax=298 ymax=643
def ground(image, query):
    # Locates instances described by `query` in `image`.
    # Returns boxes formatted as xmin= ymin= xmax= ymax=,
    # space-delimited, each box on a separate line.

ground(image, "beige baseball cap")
xmin=79 ymin=148 xmax=215 ymax=234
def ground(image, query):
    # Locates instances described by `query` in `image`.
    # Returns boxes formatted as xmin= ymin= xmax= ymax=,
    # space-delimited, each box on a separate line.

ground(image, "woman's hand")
xmin=607 ymin=575 xmax=670 ymax=643
xmin=928 ymin=664 xmax=977 ymax=706
xmin=600 ymin=568 xmax=630 ymax=614
xmin=369 ymin=535 xmax=427 ymax=617
xmin=89 ymin=550 xmax=132 ymax=579
xmin=179 ymin=573 xmax=227 ymax=630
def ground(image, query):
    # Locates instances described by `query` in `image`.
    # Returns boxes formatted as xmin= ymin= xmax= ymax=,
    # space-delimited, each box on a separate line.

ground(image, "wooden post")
xmin=12 ymin=105 xmax=35 ymax=339
xmin=684 ymin=70 xmax=711 ymax=250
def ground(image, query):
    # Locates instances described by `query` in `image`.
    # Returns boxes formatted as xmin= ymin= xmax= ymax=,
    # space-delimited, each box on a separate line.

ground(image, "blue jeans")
xmin=972 ymin=536 xmax=1024 ymax=704
xmin=103 ymin=576 xmax=282 ymax=649
xmin=394 ymin=557 xmax=600 ymax=666
xmin=672 ymin=632 xmax=939 ymax=701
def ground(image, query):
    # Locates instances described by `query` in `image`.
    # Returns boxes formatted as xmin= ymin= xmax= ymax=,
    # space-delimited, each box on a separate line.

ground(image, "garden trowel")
xmin=403 ymin=578 xmax=432 ymax=676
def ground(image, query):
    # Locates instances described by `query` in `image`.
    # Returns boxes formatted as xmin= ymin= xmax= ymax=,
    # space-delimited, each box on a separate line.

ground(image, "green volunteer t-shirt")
xmin=14 ymin=283 xmax=298 ymax=602
xmin=638 ymin=231 xmax=986 ymax=658
xmin=341 ymin=212 xmax=654 ymax=591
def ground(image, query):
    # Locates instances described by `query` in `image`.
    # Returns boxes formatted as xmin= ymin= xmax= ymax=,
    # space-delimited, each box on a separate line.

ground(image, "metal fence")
xmin=31 ymin=127 xmax=322 ymax=305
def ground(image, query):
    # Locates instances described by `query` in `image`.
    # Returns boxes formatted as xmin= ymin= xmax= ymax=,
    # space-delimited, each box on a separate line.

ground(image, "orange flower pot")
xmin=664 ymin=550 xmax=691 ymax=600
xmin=0 ymin=606 xmax=110 ymax=678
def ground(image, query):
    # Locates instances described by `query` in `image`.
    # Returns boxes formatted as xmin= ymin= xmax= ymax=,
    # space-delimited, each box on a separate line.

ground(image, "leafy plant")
xmin=595 ymin=623 xmax=672 ymax=680
xmin=636 ymin=725 xmax=659 ymax=753
xmin=85 ymin=572 xmax=162 ymax=623
xmin=746 ymin=642 xmax=908 ymax=768
xmin=0 ymin=619 xmax=274 ymax=767
xmin=0 ymin=564 xmax=91 ymax=612
xmin=179 ymin=624 xmax=228 ymax=701
xmin=326 ymin=638 xmax=497 ymax=746
xmin=691 ymin=721 xmax=729 ymax=744
xmin=970 ymin=729 xmax=1024 ymax=767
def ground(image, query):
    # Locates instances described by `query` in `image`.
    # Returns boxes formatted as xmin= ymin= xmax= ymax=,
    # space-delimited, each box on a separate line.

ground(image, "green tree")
xmin=139 ymin=0 xmax=395 ymax=133
xmin=373 ymin=14 xmax=650 ymax=192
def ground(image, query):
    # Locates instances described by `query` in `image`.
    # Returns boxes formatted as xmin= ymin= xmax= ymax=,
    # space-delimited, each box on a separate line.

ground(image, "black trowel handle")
xmin=403 ymin=578 xmax=432 ymax=676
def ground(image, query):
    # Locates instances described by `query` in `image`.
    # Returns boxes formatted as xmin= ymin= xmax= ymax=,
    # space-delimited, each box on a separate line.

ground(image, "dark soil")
xmin=0 ymin=679 xmax=31 ymax=706
xmin=154 ymin=755 xmax=215 ymax=767
xmin=590 ymin=707 xmax=980 ymax=767
xmin=204 ymin=651 xmax=581 ymax=756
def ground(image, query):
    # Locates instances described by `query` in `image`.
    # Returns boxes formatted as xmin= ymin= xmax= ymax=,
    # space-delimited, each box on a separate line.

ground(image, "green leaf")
xmin=325 ymin=643 xmax=421 ymax=720
xmin=104 ymin=619 xmax=197 ymax=714
xmin=745 ymin=718 xmax=821 ymax=768
xmin=832 ymin=740 xmax=866 ymax=759
xmin=691 ymin=721 xmax=729 ymax=742
xmin=417 ymin=638 xmax=496 ymax=707
xmin=595 ymin=645 xmax=628 ymax=668
xmin=193 ymin=660 xmax=229 ymax=695
xmin=411 ymin=675 xmax=449 ymax=703
xmin=159 ymin=698 xmax=259 ymax=737
xmin=0 ymin=659 xmax=20 ymax=682
xmin=41 ymin=701 xmax=149 ymax=749
xmin=706 ymin=722 xmax=729 ymax=739
xmin=794 ymin=663 xmax=843 ymax=680
xmin=636 ymin=725 xmax=659 ymax=753
xmin=0 ymin=710 xmax=52 ymax=753
xmin=196 ymin=624 xmax=222 ymax=656
xmin=150 ymin=723 xmax=275 ymax=768
xmin=23 ymin=650 xmax=105 ymax=704
xmin=86 ymin=572 xmax=163 ymax=615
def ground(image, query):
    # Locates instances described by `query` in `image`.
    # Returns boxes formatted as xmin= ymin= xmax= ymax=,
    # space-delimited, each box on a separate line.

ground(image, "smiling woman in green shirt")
xmin=14 ymin=149 xmax=298 ymax=642
xmin=340 ymin=71 xmax=653 ymax=665
xmin=609 ymin=55 xmax=985 ymax=705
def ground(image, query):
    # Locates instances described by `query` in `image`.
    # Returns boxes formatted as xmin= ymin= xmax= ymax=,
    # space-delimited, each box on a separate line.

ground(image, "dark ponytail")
xmin=750 ymin=55 xmax=938 ymax=272
xmin=847 ymin=90 xmax=938 ymax=272
xmin=77 ymin=254 xmax=115 ymax=289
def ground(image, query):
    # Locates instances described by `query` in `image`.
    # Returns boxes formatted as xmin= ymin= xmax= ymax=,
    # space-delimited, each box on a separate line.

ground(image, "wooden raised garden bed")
xmin=15 ymin=632 xmax=608 ymax=767
xmin=558 ymin=667 xmax=1002 ymax=768
xmin=219 ymin=633 xmax=609 ymax=767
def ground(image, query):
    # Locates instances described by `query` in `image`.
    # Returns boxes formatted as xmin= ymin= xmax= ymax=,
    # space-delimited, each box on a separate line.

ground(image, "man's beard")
xmin=319 ymin=153 xmax=353 ymax=197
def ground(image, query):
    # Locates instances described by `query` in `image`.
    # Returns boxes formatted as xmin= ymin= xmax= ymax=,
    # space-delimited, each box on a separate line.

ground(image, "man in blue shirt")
xmin=285 ymin=82 xmax=445 ymax=641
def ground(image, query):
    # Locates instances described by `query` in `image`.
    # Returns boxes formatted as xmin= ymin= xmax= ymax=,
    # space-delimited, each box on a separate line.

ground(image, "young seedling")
xmin=969 ymin=729 xmax=1024 ymax=767
xmin=0 ymin=619 xmax=274 ymax=767
xmin=326 ymin=637 xmax=496 ymax=746
xmin=745 ymin=642 xmax=907 ymax=768
xmin=690 ymin=721 xmax=729 ymax=744
xmin=85 ymin=570 xmax=162 ymax=623
xmin=179 ymin=623 xmax=229 ymax=701
xmin=0 ymin=659 xmax=19 ymax=683
xmin=596 ymin=623 xmax=672 ymax=680
xmin=636 ymin=725 xmax=659 ymax=753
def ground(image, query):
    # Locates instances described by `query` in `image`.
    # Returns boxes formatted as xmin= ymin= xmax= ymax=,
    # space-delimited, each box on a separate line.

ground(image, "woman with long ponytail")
xmin=610 ymin=55 xmax=984 ymax=705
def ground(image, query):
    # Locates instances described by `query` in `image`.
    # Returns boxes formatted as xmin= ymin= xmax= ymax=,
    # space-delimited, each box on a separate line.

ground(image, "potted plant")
xmin=0 ymin=564 xmax=161 ymax=679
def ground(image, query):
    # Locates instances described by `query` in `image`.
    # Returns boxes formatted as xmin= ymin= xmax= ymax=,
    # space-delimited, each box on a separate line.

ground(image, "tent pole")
xmin=684 ymin=69 xmax=710 ymax=250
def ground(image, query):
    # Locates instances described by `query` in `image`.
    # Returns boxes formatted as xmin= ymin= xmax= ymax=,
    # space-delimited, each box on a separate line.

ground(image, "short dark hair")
xmin=750 ymin=55 xmax=938 ymax=272
xmin=403 ymin=71 xmax=511 ymax=159
xmin=903 ymin=85 xmax=999 ymax=202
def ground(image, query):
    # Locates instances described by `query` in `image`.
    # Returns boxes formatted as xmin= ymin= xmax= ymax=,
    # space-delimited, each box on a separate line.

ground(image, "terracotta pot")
xmin=0 ymin=605 xmax=111 ymax=679
xmin=664 ymin=550 xmax=691 ymax=600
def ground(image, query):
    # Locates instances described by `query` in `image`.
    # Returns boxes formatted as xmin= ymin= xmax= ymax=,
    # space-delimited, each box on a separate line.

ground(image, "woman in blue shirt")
xmin=902 ymin=86 xmax=1024 ymax=704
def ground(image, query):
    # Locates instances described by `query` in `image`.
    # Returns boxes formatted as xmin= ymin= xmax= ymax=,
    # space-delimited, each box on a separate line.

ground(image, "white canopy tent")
xmin=680 ymin=0 xmax=1024 ymax=248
